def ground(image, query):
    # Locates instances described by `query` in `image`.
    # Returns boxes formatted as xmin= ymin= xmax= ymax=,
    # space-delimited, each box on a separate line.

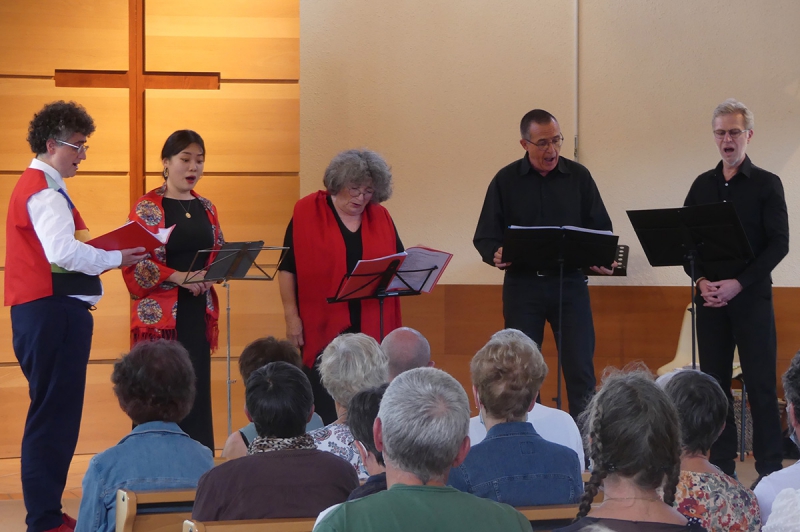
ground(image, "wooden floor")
xmin=0 ymin=453 xmax=786 ymax=531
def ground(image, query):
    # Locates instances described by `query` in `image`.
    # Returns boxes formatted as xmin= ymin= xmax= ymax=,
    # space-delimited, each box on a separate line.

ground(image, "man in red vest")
xmin=5 ymin=101 xmax=146 ymax=532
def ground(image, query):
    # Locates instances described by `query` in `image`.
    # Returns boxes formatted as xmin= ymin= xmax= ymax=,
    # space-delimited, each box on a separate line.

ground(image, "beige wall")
xmin=301 ymin=0 xmax=800 ymax=286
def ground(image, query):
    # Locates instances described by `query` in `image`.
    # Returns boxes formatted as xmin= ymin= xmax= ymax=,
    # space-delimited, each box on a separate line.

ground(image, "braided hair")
xmin=574 ymin=368 xmax=682 ymax=521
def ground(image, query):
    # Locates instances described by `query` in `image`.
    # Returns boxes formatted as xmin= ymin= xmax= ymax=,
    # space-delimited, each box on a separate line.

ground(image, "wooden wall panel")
xmin=0 ymin=80 xmax=129 ymax=173
xmin=144 ymin=174 xmax=299 ymax=246
xmin=211 ymin=358 xmax=248 ymax=451
xmin=0 ymin=1 xmax=127 ymax=77
xmin=402 ymin=285 xmax=800 ymax=416
xmin=0 ymin=364 xmax=129 ymax=459
xmin=145 ymin=0 xmax=299 ymax=80
xmin=144 ymin=84 xmax=299 ymax=174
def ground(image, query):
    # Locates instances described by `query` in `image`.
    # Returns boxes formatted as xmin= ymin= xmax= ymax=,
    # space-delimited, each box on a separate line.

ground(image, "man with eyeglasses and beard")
xmin=473 ymin=109 xmax=614 ymax=421
xmin=684 ymin=98 xmax=788 ymax=488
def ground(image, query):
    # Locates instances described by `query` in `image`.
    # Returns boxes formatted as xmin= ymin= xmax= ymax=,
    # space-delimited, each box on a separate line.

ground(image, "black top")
xmin=683 ymin=156 xmax=789 ymax=288
xmin=555 ymin=517 xmax=707 ymax=532
xmin=278 ymin=195 xmax=403 ymax=331
xmin=346 ymin=472 xmax=387 ymax=501
xmin=473 ymin=155 xmax=612 ymax=272
xmin=163 ymin=198 xmax=214 ymax=314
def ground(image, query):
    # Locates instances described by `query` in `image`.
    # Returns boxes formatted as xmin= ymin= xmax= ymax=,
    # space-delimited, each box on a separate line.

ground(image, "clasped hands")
xmin=493 ymin=247 xmax=617 ymax=276
xmin=168 ymin=270 xmax=215 ymax=296
xmin=697 ymin=278 xmax=742 ymax=307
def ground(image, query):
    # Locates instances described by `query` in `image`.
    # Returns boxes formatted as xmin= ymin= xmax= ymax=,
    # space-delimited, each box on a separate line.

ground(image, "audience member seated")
xmin=222 ymin=336 xmax=324 ymax=459
xmin=309 ymin=333 xmax=388 ymax=480
xmin=75 ymin=340 xmax=214 ymax=532
xmin=661 ymin=370 xmax=761 ymax=531
xmin=468 ymin=330 xmax=585 ymax=466
xmin=193 ymin=362 xmax=358 ymax=521
xmin=761 ymin=488 xmax=800 ymax=532
xmin=346 ymin=384 xmax=390 ymax=500
xmin=754 ymin=350 xmax=800 ymax=524
xmin=381 ymin=326 xmax=434 ymax=379
xmin=448 ymin=329 xmax=583 ymax=506
xmin=314 ymin=367 xmax=533 ymax=532
xmin=555 ymin=370 xmax=707 ymax=532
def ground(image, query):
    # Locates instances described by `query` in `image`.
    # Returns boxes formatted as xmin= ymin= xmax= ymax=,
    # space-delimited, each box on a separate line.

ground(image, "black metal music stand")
xmin=185 ymin=241 xmax=286 ymax=434
xmin=627 ymin=202 xmax=754 ymax=370
xmin=502 ymin=227 xmax=619 ymax=410
xmin=327 ymin=260 xmax=439 ymax=340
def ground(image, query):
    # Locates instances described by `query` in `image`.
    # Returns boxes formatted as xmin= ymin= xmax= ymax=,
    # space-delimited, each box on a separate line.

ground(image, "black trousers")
xmin=175 ymin=289 xmax=215 ymax=453
xmin=696 ymin=278 xmax=783 ymax=476
xmin=303 ymin=358 xmax=337 ymax=425
xmin=11 ymin=296 xmax=93 ymax=532
xmin=503 ymin=271 xmax=597 ymax=418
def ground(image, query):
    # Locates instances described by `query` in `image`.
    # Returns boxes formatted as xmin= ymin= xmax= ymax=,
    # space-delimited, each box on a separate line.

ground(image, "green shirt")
xmin=315 ymin=483 xmax=532 ymax=532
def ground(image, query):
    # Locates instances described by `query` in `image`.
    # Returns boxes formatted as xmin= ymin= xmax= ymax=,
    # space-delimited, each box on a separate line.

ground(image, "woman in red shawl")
xmin=278 ymin=149 xmax=403 ymax=423
xmin=122 ymin=130 xmax=223 ymax=451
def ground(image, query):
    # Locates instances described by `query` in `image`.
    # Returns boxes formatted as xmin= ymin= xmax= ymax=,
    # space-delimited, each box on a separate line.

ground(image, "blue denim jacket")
xmin=448 ymin=421 xmax=583 ymax=507
xmin=75 ymin=421 xmax=214 ymax=532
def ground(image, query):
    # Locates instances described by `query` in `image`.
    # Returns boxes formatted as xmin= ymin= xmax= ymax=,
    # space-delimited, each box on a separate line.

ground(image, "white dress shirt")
xmin=26 ymin=158 xmax=122 ymax=304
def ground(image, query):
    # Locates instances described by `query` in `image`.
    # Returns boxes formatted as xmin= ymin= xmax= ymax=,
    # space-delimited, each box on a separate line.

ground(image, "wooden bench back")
xmin=182 ymin=505 xmax=580 ymax=532
xmin=116 ymin=488 xmax=196 ymax=532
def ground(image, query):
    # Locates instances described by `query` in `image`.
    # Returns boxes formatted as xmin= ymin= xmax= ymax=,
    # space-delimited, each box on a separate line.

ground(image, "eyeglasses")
xmin=713 ymin=129 xmax=749 ymax=140
xmin=348 ymin=186 xmax=374 ymax=198
xmin=56 ymin=139 xmax=90 ymax=154
xmin=525 ymin=135 xmax=564 ymax=151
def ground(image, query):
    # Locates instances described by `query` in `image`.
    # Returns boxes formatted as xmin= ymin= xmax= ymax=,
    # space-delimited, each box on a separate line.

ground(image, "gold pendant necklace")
xmin=178 ymin=199 xmax=192 ymax=218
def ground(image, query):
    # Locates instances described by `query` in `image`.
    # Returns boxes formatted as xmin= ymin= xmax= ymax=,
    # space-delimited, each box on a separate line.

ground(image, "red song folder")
xmin=87 ymin=221 xmax=175 ymax=254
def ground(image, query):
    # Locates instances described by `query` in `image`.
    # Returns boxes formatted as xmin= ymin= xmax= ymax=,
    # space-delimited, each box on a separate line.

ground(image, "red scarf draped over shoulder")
xmin=121 ymin=184 xmax=223 ymax=350
xmin=293 ymin=191 xmax=401 ymax=367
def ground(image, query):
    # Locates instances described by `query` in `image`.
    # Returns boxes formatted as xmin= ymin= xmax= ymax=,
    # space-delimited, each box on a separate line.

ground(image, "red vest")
xmin=293 ymin=191 xmax=401 ymax=366
xmin=5 ymin=168 xmax=93 ymax=306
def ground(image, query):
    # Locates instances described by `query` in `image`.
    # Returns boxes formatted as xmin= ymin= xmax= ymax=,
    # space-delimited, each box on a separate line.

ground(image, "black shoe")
xmin=749 ymin=475 xmax=764 ymax=490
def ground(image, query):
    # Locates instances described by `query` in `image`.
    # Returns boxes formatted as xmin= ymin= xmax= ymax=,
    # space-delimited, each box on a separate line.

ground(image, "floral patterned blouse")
xmin=308 ymin=422 xmax=368 ymax=481
xmin=674 ymin=469 xmax=761 ymax=532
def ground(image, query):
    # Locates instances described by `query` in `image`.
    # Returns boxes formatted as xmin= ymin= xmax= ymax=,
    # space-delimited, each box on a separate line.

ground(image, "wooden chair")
xmin=116 ymin=488 xmax=196 ymax=532
xmin=182 ymin=518 xmax=316 ymax=532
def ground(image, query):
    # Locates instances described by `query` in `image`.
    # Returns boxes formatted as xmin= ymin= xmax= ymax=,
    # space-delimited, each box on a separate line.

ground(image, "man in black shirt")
xmin=474 ymin=109 xmax=613 ymax=419
xmin=685 ymin=99 xmax=788 ymax=484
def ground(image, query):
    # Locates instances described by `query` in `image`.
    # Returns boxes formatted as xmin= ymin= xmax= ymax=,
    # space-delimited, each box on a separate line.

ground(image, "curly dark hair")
xmin=27 ymin=101 xmax=95 ymax=154
xmin=238 ymin=336 xmax=302 ymax=383
xmin=575 ymin=369 xmax=682 ymax=521
xmin=112 ymin=339 xmax=196 ymax=425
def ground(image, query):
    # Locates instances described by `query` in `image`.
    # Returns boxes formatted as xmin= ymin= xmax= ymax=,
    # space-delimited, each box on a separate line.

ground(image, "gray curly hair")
xmin=322 ymin=149 xmax=393 ymax=203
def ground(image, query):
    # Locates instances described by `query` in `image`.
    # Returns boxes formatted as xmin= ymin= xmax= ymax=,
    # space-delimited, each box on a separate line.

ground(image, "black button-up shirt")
xmin=684 ymin=155 xmax=789 ymax=288
xmin=473 ymin=155 xmax=612 ymax=267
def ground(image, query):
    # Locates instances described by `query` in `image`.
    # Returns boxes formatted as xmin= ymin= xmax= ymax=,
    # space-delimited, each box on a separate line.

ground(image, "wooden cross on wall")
xmin=54 ymin=0 xmax=219 ymax=207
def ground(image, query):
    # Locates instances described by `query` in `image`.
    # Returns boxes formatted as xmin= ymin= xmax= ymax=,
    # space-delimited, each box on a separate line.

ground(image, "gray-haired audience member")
xmin=469 ymin=329 xmax=585 ymax=466
xmin=662 ymin=370 xmax=761 ymax=531
xmin=76 ymin=340 xmax=214 ymax=532
xmin=554 ymin=370 xmax=706 ymax=532
xmin=381 ymin=326 xmax=433 ymax=379
xmin=309 ymin=333 xmax=389 ymax=480
xmin=449 ymin=330 xmax=583 ymax=506
xmin=755 ymin=351 xmax=800 ymax=524
xmin=315 ymin=367 xmax=533 ymax=532
xmin=193 ymin=362 xmax=357 ymax=521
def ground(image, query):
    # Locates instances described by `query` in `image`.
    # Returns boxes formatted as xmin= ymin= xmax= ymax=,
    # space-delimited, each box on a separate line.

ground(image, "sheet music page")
xmin=387 ymin=246 xmax=452 ymax=293
xmin=562 ymin=225 xmax=614 ymax=236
